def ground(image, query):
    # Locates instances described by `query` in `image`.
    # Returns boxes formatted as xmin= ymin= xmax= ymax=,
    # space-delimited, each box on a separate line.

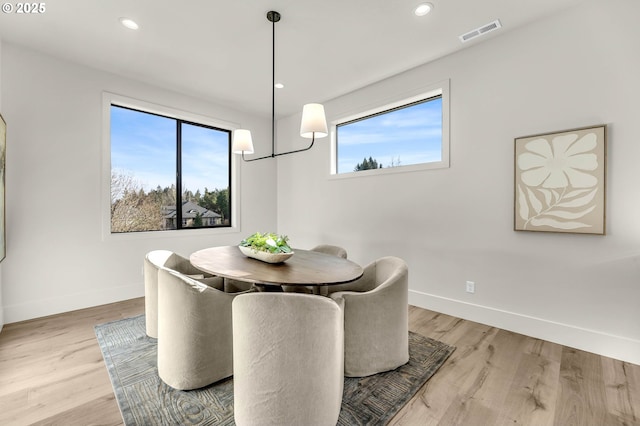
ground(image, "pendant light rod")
xmin=269 ymin=11 xmax=278 ymax=159
xmin=239 ymin=10 xmax=282 ymax=162
xmin=240 ymin=136 xmax=318 ymax=162
xmin=233 ymin=10 xmax=328 ymax=162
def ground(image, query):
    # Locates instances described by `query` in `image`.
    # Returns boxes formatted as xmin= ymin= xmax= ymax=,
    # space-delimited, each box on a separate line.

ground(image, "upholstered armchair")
xmin=232 ymin=293 xmax=345 ymax=426
xmin=329 ymin=256 xmax=409 ymax=377
xmin=282 ymin=244 xmax=348 ymax=294
xmin=157 ymin=267 xmax=253 ymax=390
xmin=310 ymin=244 xmax=348 ymax=259
xmin=144 ymin=250 xmax=217 ymax=338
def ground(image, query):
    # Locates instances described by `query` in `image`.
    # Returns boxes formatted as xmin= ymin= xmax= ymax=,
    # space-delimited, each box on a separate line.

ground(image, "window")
xmin=333 ymin=83 xmax=449 ymax=176
xmin=109 ymin=104 xmax=232 ymax=233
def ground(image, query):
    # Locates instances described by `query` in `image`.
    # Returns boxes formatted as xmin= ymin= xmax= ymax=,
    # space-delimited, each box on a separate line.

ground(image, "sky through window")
xmin=336 ymin=97 xmax=442 ymax=174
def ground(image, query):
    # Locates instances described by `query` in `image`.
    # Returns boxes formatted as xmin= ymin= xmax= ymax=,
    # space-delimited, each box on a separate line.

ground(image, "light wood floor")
xmin=0 ymin=299 xmax=638 ymax=425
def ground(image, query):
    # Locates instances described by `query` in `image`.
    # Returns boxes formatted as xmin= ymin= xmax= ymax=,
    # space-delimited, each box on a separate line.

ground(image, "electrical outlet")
xmin=466 ymin=281 xmax=475 ymax=294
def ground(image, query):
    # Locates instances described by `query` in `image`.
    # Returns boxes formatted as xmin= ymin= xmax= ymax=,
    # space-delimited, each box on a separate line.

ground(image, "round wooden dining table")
xmin=190 ymin=245 xmax=363 ymax=294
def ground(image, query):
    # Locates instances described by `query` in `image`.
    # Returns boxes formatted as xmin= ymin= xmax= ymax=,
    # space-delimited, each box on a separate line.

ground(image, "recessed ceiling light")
xmin=414 ymin=3 xmax=433 ymax=16
xmin=274 ymin=83 xmax=284 ymax=89
xmin=119 ymin=17 xmax=139 ymax=30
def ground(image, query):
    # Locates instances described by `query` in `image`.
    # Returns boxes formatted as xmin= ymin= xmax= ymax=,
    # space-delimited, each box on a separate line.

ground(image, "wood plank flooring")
xmin=390 ymin=306 xmax=640 ymax=426
xmin=0 ymin=298 xmax=142 ymax=426
xmin=0 ymin=299 xmax=638 ymax=425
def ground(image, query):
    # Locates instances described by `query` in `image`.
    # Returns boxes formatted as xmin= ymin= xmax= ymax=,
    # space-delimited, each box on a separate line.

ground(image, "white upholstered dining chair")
xmin=157 ymin=267 xmax=253 ymax=390
xmin=310 ymin=244 xmax=348 ymax=259
xmin=232 ymin=292 xmax=345 ymax=426
xmin=282 ymin=244 xmax=348 ymax=294
xmin=329 ymin=256 xmax=409 ymax=377
xmin=144 ymin=250 xmax=216 ymax=338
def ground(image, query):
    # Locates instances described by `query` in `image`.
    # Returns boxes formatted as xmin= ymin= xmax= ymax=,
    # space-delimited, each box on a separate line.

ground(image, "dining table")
xmin=190 ymin=245 xmax=363 ymax=294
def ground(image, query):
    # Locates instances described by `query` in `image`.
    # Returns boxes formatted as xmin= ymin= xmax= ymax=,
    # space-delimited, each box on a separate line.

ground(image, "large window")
xmin=110 ymin=104 xmax=232 ymax=233
xmin=333 ymin=84 xmax=449 ymax=176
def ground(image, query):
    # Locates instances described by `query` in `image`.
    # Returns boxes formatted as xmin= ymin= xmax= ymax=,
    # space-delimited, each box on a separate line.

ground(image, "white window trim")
xmin=101 ymin=92 xmax=241 ymax=241
xmin=329 ymin=79 xmax=450 ymax=179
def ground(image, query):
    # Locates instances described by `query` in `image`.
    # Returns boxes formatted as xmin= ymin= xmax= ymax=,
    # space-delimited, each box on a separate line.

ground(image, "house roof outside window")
xmin=162 ymin=201 xmax=221 ymax=220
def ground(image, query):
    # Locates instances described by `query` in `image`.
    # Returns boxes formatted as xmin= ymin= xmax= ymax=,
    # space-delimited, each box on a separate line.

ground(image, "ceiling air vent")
xmin=459 ymin=19 xmax=502 ymax=43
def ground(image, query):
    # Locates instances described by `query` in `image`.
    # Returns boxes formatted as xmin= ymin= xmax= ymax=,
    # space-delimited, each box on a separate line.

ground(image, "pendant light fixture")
xmin=231 ymin=10 xmax=328 ymax=162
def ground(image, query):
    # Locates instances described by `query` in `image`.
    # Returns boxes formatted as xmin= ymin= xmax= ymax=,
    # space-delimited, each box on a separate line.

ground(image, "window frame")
xmin=330 ymin=79 xmax=450 ymax=179
xmin=101 ymin=92 xmax=241 ymax=241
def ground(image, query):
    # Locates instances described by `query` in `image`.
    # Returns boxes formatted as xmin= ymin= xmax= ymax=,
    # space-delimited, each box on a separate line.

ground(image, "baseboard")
xmin=409 ymin=290 xmax=640 ymax=366
xmin=3 ymin=282 xmax=144 ymax=324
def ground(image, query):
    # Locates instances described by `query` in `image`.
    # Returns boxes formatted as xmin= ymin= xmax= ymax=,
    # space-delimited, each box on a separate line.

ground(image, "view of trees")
xmin=110 ymin=171 xmax=229 ymax=233
xmin=354 ymin=156 xmax=402 ymax=172
xmin=354 ymin=156 xmax=382 ymax=171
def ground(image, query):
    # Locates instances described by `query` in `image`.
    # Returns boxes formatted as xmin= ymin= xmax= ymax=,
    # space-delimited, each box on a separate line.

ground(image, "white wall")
xmin=277 ymin=0 xmax=640 ymax=364
xmin=0 ymin=43 xmax=277 ymax=323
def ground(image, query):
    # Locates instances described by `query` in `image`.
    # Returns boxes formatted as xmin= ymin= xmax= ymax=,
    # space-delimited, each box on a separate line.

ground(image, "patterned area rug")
xmin=95 ymin=315 xmax=454 ymax=425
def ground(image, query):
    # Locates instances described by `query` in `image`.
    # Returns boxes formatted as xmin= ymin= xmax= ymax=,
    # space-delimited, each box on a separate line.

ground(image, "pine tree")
xmin=354 ymin=156 xmax=382 ymax=171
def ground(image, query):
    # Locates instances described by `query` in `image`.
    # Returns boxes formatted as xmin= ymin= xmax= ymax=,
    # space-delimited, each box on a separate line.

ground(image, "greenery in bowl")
xmin=240 ymin=232 xmax=292 ymax=254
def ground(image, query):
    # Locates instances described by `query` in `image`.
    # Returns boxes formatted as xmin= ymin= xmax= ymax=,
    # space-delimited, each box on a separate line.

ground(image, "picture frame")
xmin=0 ymin=114 xmax=5 ymax=261
xmin=514 ymin=124 xmax=606 ymax=235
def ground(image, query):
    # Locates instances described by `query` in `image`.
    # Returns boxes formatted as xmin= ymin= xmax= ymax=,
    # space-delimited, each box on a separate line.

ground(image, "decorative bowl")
xmin=238 ymin=245 xmax=294 ymax=264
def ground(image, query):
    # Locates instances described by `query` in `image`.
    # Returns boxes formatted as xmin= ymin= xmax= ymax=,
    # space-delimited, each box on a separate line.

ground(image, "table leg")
xmin=313 ymin=285 xmax=329 ymax=296
xmin=255 ymin=284 xmax=283 ymax=292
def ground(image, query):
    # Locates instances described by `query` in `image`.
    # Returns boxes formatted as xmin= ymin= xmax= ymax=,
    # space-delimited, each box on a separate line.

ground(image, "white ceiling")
xmin=0 ymin=0 xmax=585 ymax=118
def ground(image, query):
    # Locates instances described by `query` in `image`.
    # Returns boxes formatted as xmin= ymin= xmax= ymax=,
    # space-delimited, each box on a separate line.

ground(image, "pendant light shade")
xmin=233 ymin=11 xmax=328 ymax=162
xmin=232 ymin=129 xmax=254 ymax=154
xmin=300 ymin=103 xmax=328 ymax=139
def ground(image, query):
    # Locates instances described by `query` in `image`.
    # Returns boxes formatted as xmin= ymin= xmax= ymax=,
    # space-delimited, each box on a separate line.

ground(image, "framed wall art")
xmin=0 ymin=114 xmax=5 ymax=261
xmin=514 ymin=124 xmax=606 ymax=235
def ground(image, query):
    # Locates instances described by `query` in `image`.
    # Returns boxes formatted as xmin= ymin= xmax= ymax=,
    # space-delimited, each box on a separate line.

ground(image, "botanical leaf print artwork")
xmin=514 ymin=125 xmax=606 ymax=234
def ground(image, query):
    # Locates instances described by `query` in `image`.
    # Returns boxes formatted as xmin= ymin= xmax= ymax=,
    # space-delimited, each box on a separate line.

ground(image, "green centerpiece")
xmin=239 ymin=232 xmax=294 ymax=263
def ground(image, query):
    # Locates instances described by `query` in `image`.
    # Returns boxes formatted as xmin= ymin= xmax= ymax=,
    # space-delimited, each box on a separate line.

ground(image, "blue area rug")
xmin=95 ymin=315 xmax=454 ymax=425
